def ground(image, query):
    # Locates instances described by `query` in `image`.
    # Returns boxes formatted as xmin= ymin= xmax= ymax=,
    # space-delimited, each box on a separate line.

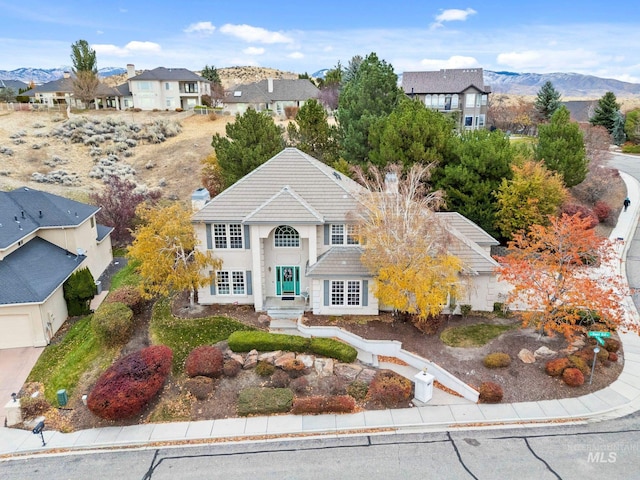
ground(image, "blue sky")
xmin=1 ymin=1 xmax=639 ymax=82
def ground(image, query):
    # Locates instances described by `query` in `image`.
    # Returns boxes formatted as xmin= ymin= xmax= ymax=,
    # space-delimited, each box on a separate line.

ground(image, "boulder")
xmin=534 ymin=346 xmax=557 ymax=358
xmin=357 ymin=368 xmax=377 ymax=384
xmin=258 ymin=351 xmax=282 ymax=364
xmin=334 ymin=363 xmax=363 ymax=382
xmin=518 ymin=349 xmax=536 ymax=364
xmin=274 ymin=352 xmax=296 ymax=368
xmin=296 ymin=354 xmax=315 ymax=368
xmin=243 ymin=349 xmax=258 ymax=369
xmin=258 ymin=314 xmax=271 ymax=326
xmin=314 ymin=358 xmax=334 ymax=377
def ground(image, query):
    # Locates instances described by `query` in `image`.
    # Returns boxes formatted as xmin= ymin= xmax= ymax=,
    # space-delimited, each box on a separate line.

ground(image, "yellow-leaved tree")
xmin=128 ymin=202 xmax=221 ymax=307
xmin=352 ymin=163 xmax=464 ymax=324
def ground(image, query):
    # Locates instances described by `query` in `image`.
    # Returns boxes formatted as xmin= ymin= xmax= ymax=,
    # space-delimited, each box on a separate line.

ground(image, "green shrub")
xmin=309 ymin=337 xmax=358 ymax=363
xmin=228 ymin=331 xmax=309 ymax=353
xmin=562 ymin=367 xmax=585 ymax=387
xmin=483 ymin=352 xmax=512 ymax=368
xmin=20 ymin=395 xmax=51 ymax=419
xmin=478 ymin=381 xmax=503 ymax=403
xmin=492 ymin=302 xmax=510 ymax=317
xmin=292 ymin=395 xmax=356 ymax=414
xmin=346 ymin=380 xmax=369 ymax=401
xmin=545 ymin=357 xmax=571 ymax=376
xmin=91 ymin=302 xmax=134 ymax=346
xmin=237 ymin=388 xmax=293 ymax=416
xmin=63 ymin=267 xmax=97 ymax=316
xmin=621 ymin=143 xmax=640 ymax=154
xmin=367 ymin=370 xmax=413 ymax=407
xmin=460 ymin=304 xmax=472 ymax=316
xmin=568 ymin=355 xmax=590 ymax=376
xmin=255 ymin=360 xmax=275 ymax=377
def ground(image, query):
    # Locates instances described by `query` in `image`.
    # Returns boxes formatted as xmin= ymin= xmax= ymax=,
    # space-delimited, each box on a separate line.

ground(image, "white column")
xmin=251 ymin=227 xmax=263 ymax=311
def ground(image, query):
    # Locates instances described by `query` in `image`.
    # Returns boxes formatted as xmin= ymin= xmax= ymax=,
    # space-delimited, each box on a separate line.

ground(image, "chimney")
xmin=191 ymin=187 xmax=211 ymax=212
xmin=267 ymin=78 xmax=274 ymax=93
xmin=127 ymin=64 xmax=136 ymax=79
xmin=63 ymin=71 xmax=71 ymax=79
xmin=384 ymin=172 xmax=398 ymax=195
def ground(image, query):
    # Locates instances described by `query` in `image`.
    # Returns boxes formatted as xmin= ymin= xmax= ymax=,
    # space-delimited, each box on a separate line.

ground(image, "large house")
xmin=401 ymin=68 xmax=491 ymax=131
xmin=223 ymin=79 xmax=319 ymax=116
xmin=191 ymin=148 xmax=505 ymax=318
xmin=24 ymin=72 xmax=120 ymax=109
xmin=0 ymin=187 xmax=113 ymax=349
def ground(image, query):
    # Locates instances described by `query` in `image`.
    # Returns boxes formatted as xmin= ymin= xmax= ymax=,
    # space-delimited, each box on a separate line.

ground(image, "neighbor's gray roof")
xmin=402 ymin=68 xmax=491 ymax=95
xmin=129 ymin=67 xmax=206 ymax=82
xmin=225 ymin=79 xmax=319 ymax=104
xmin=0 ymin=187 xmax=99 ymax=249
xmin=192 ymin=148 xmax=365 ymax=224
xmin=24 ymin=77 xmax=119 ymax=97
xmin=306 ymin=246 xmax=371 ymax=278
xmin=0 ymin=79 xmax=28 ymax=90
xmin=0 ymin=237 xmax=86 ymax=305
xmin=436 ymin=212 xmax=499 ymax=247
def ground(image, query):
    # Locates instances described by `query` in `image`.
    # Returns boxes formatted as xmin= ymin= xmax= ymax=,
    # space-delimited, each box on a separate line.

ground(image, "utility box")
xmin=414 ymin=370 xmax=435 ymax=404
xmin=95 ymin=280 xmax=102 ymax=295
xmin=56 ymin=389 xmax=68 ymax=407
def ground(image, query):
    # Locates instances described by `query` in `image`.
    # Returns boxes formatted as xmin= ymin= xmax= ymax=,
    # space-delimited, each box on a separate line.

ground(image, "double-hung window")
xmin=330 ymin=224 xmax=359 ymax=245
xmin=213 ymin=224 xmax=243 ymax=249
xmin=216 ymin=271 xmax=245 ymax=295
xmin=330 ymin=280 xmax=361 ymax=306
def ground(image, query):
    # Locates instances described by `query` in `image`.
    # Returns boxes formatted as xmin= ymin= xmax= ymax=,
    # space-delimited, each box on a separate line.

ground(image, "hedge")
xmin=237 ymin=387 xmax=293 ymax=416
xmin=227 ymin=331 xmax=358 ymax=362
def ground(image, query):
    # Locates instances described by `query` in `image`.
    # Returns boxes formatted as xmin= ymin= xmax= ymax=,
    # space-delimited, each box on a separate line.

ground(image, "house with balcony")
xmin=191 ymin=148 xmax=505 ymax=319
xmin=401 ymin=68 xmax=491 ymax=131
xmin=123 ymin=64 xmax=211 ymax=111
xmin=0 ymin=187 xmax=113 ymax=349
xmin=223 ymin=78 xmax=319 ymax=116
xmin=23 ymin=72 xmax=121 ymax=109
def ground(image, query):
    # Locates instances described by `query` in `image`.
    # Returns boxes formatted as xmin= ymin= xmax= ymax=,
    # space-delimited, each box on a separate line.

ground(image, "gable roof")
xmin=244 ymin=186 xmax=324 ymax=224
xmin=306 ymin=246 xmax=371 ymax=278
xmin=402 ymin=68 xmax=491 ymax=95
xmin=0 ymin=187 xmax=99 ymax=250
xmin=436 ymin=212 xmax=499 ymax=247
xmin=24 ymin=77 xmax=119 ymax=97
xmin=192 ymin=148 xmax=364 ymax=224
xmin=445 ymin=226 xmax=499 ymax=274
xmin=225 ymin=79 xmax=319 ymax=104
xmin=0 ymin=237 xmax=86 ymax=305
xmin=0 ymin=79 xmax=28 ymax=91
xmin=129 ymin=67 xmax=206 ymax=82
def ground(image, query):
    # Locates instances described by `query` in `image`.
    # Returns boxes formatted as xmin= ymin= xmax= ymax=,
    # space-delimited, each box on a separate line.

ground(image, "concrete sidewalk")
xmin=2 ymin=174 xmax=640 ymax=457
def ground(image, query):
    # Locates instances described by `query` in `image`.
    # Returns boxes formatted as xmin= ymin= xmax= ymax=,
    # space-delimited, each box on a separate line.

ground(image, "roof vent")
xmin=21 ymin=211 xmax=25 ymax=219
xmin=332 ymin=172 xmax=342 ymax=181
xmin=39 ymin=210 xmax=43 ymax=218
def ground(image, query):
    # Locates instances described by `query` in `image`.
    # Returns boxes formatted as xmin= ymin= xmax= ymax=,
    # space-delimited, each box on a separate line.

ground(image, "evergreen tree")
xmin=625 ymin=109 xmax=640 ymax=144
xmin=63 ymin=268 xmax=97 ymax=316
xmin=70 ymin=39 xmax=99 ymax=106
xmin=535 ymin=106 xmax=588 ymax=187
xmin=200 ymin=65 xmax=221 ymax=85
xmin=337 ymin=52 xmax=402 ymax=164
xmin=211 ymin=108 xmax=284 ymax=186
xmin=590 ymin=91 xmax=620 ymax=134
xmin=534 ymin=81 xmax=562 ymax=121
xmin=286 ymin=99 xmax=339 ymax=164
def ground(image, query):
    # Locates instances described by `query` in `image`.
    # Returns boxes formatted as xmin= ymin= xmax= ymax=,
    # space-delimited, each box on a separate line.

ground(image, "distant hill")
xmin=0 ymin=67 xmax=125 ymax=84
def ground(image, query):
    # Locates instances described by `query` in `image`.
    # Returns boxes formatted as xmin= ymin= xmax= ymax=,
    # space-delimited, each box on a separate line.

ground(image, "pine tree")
xmin=590 ymin=91 xmax=620 ymax=134
xmin=534 ymin=81 xmax=562 ymax=121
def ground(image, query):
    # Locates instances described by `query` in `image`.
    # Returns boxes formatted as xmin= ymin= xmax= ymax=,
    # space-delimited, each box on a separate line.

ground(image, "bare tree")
xmin=71 ymin=39 xmax=99 ymax=107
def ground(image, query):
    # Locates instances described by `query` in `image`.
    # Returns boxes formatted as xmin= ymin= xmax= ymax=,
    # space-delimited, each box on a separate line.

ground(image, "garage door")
xmin=0 ymin=314 xmax=34 ymax=349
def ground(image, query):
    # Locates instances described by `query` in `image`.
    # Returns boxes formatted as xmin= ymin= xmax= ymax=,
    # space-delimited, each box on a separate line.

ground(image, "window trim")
xmin=215 ymin=270 xmax=246 ymax=296
xmin=274 ymin=225 xmax=300 ymax=248
xmin=213 ymin=223 xmax=243 ymax=249
xmin=330 ymin=224 xmax=359 ymax=246
xmin=330 ymin=280 xmax=361 ymax=307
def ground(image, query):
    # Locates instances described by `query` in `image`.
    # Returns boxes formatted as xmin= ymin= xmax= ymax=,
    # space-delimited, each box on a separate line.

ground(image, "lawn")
xmin=440 ymin=323 xmax=517 ymax=348
xmin=110 ymin=259 xmax=141 ymax=289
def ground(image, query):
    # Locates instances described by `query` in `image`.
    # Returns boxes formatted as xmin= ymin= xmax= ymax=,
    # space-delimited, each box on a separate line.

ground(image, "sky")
xmin=1 ymin=0 xmax=639 ymax=82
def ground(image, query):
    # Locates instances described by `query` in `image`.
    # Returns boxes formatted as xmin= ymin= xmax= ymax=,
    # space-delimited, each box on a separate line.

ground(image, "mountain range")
xmin=2 ymin=66 xmax=639 ymax=99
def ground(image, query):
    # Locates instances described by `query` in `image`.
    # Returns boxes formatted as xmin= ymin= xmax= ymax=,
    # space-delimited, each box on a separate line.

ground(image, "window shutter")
xmin=246 ymin=270 xmax=252 ymax=295
xmin=209 ymin=271 xmax=216 ymax=295
xmin=362 ymin=280 xmax=368 ymax=307
xmin=244 ymin=225 xmax=250 ymax=249
xmin=324 ymin=280 xmax=330 ymax=306
xmin=206 ymin=224 xmax=212 ymax=249
xmin=324 ymin=225 xmax=330 ymax=245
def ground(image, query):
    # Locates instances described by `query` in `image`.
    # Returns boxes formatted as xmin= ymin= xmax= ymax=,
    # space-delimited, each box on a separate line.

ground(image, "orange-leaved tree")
xmin=495 ymin=213 xmax=628 ymax=341
xmin=128 ymin=202 xmax=221 ymax=307
xmin=352 ymin=163 xmax=464 ymax=322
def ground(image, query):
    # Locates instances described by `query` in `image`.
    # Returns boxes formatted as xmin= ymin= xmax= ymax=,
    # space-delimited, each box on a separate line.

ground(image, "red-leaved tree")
xmin=495 ymin=213 xmax=630 ymax=341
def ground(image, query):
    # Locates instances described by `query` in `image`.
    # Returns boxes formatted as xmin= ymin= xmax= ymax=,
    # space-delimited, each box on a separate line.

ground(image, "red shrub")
xmin=478 ymin=381 xmax=503 ymax=403
xmin=292 ymin=395 xmax=356 ymax=414
xmin=561 ymin=203 xmax=599 ymax=229
xmin=87 ymin=345 xmax=172 ymax=420
xmin=185 ymin=346 xmax=224 ymax=378
xmin=545 ymin=357 xmax=571 ymax=376
xmin=104 ymin=286 xmax=146 ymax=314
xmin=562 ymin=367 xmax=585 ymax=387
xmin=603 ymin=338 xmax=621 ymax=353
xmin=593 ymin=201 xmax=611 ymax=223
xmin=367 ymin=370 xmax=413 ymax=407
xmin=608 ymin=352 xmax=619 ymax=362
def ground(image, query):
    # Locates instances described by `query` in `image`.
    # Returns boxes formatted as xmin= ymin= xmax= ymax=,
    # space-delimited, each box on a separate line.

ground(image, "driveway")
xmin=0 ymin=347 xmax=44 ymax=425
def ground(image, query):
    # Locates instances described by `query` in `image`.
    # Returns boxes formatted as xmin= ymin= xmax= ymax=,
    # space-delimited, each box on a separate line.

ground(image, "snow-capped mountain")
xmin=0 ymin=67 xmax=126 ymax=84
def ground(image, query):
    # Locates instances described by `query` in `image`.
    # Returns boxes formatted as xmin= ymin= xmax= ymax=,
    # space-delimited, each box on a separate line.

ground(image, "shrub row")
xmin=292 ymin=395 xmax=356 ymax=414
xmin=87 ymin=345 xmax=172 ymax=420
xmin=227 ymin=331 xmax=357 ymax=363
xmin=237 ymin=387 xmax=294 ymax=416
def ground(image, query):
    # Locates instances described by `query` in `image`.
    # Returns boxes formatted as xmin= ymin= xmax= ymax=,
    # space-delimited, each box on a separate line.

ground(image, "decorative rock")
xmin=258 ymin=351 xmax=282 ymax=364
xmin=357 ymin=368 xmax=377 ymax=384
xmin=314 ymin=358 xmax=334 ymax=377
xmin=274 ymin=352 xmax=296 ymax=368
xmin=572 ymin=338 xmax=586 ymax=348
xmin=334 ymin=363 xmax=363 ymax=382
xmin=296 ymin=354 xmax=315 ymax=368
xmin=534 ymin=346 xmax=557 ymax=358
xmin=258 ymin=314 xmax=271 ymax=326
xmin=518 ymin=349 xmax=536 ymax=364
xmin=243 ymin=349 xmax=258 ymax=369
xmin=226 ymin=352 xmax=244 ymax=364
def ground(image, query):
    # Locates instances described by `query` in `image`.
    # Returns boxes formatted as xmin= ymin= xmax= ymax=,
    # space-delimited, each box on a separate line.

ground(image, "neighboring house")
xmin=23 ymin=72 xmax=120 ymax=109
xmin=122 ymin=64 xmax=211 ymax=111
xmin=562 ymin=100 xmax=597 ymax=124
xmin=0 ymin=187 xmax=113 ymax=349
xmin=401 ymin=68 xmax=491 ymax=131
xmin=223 ymin=78 xmax=319 ymax=116
xmin=191 ymin=148 xmax=505 ymax=318
xmin=0 ymin=79 xmax=29 ymax=98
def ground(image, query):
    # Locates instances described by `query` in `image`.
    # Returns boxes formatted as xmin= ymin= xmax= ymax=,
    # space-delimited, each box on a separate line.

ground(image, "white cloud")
xmin=433 ymin=8 xmax=477 ymax=26
xmin=96 ymin=30 xmax=104 ymax=35
xmin=93 ymin=41 xmax=162 ymax=57
xmin=496 ymin=49 xmax=606 ymax=72
xmin=288 ymin=52 xmax=304 ymax=59
xmin=184 ymin=21 xmax=215 ymax=35
xmin=219 ymin=24 xmax=293 ymax=44
xmin=243 ymin=47 xmax=265 ymax=55
xmin=418 ymin=55 xmax=480 ymax=70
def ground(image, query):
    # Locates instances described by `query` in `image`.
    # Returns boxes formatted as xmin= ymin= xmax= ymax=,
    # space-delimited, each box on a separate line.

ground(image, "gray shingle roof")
xmin=23 ymin=77 xmax=119 ymax=97
xmin=0 ymin=79 xmax=28 ymax=91
xmin=402 ymin=68 xmax=490 ymax=95
xmin=446 ymin=228 xmax=499 ymax=274
xmin=306 ymin=246 xmax=371 ymax=278
xmin=0 ymin=237 xmax=86 ymax=305
xmin=192 ymin=148 xmax=364 ymax=224
xmin=96 ymin=224 xmax=113 ymax=242
xmin=129 ymin=67 xmax=206 ymax=82
xmin=225 ymin=79 xmax=319 ymax=104
xmin=244 ymin=186 xmax=324 ymax=224
xmin=0 ymin=187 xmax=99 ymax=249
xmin=436 ymin=212 xmax=499 ymax=246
